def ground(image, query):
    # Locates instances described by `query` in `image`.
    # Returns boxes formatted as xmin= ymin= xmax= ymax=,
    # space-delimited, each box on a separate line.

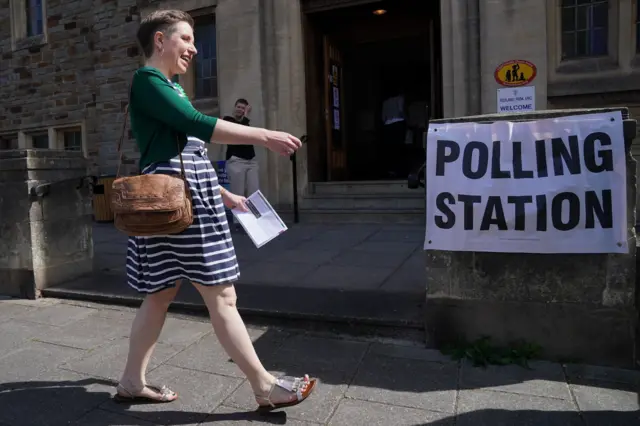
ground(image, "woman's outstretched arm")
xmin=131 ymin=68 xmax=299 ymax=154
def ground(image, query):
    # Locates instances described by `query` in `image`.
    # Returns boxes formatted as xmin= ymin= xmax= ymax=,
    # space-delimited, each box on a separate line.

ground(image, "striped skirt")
xmin=126 ymin=139 xmax=240 ymax=293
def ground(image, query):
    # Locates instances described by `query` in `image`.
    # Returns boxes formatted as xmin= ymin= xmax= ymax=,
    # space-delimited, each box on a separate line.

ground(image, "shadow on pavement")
xmin=0 ymin=378 xmax=287 ymax=425
xmin=415 ymin=408 xmax=640 ymax=426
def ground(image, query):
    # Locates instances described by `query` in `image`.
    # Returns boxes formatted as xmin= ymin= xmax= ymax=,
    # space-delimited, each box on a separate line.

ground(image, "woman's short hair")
xmin=136 ymin=10 xmax=194 ymax=58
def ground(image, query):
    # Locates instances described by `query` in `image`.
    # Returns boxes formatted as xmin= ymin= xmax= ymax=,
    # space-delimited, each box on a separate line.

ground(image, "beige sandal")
xmin=255 ymin=374 xmax=318 ymax=412
xmin=113 ymin=383 xmax=178 ymax=403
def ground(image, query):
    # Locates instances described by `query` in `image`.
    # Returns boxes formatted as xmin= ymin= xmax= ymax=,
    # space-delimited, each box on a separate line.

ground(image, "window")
xmin=52 ymin=125 xmax=85 ymax=155
xmin=26 ymin=0 xmax=44 ymax=37
xmin=0 ymin=134 xmax=19 ymax=150
xmin=62 ymin=129 xmax=82 ymax=151
xmin=9 ymin=0 xmax=47 ymax=50
xmin=193 ymin=14 xmax=218 ymax=98
xmin=561 ymin=0 xmax=608 ymax=59
xmin=29 ymin=132 xmax=49 ymax=148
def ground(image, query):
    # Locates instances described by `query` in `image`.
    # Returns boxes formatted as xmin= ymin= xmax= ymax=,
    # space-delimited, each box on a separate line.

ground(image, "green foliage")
xmin=442 ymin=336 xmax=542 ymax=368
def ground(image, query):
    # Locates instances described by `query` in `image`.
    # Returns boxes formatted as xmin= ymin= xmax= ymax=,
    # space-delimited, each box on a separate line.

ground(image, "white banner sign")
xmin=424 ymin=111 xmax=627 ymax=254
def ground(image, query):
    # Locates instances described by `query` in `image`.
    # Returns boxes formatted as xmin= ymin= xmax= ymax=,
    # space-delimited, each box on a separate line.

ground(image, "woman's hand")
xmin=222 ymin=190 xmax=249 ymax=211
xmin=264 ymin=131 xmax=302 ymax=157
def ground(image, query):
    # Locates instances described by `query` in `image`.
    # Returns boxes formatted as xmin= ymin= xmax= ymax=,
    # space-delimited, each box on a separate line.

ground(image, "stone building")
xmin=1 ymin=0 xmax=640 ymax=219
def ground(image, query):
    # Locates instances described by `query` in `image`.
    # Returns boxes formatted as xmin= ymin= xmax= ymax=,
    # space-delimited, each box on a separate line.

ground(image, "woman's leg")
xmin=193 ymin=282 xmax=311 ymax=405
xmin=117 ymin=281 xmax=181 ymax=400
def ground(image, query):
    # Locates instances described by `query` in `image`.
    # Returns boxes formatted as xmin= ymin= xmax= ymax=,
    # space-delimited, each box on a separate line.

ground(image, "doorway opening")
xmin=303 ymin=0 xmax=442 ymax=182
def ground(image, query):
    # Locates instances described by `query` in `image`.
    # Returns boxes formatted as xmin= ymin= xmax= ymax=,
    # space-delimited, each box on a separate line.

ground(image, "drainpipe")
xmin=466 ymin=0 xmax=482 ymax=115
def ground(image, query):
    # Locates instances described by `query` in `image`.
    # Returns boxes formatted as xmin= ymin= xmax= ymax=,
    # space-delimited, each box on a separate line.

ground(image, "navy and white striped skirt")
xmin=126 ymin=139 xmax=240 ymax=293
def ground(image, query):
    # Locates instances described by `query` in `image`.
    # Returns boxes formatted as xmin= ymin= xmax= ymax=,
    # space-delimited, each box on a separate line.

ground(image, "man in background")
xmin=381 ymin=85 xmax=406 ymax=178
xmin=223 ymin=98 xmax=258 ymax=230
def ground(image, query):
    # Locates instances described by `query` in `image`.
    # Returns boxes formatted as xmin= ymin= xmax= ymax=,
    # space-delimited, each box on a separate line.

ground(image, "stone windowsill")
xmin=555 ymin=55 xmax=619 ymax=75
xmin=192 ymin=97 xmax=220 ymax=116
xmin=13 ymin=33 xmax=48 ymax=53
xmin=548 ymin=55 xmax=640 ymax=97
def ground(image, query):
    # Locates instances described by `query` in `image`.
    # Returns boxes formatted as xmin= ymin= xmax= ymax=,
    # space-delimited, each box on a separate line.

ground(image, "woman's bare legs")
xmin=117 ymin=281 xmax=181 ymax=400
xmin=193 ymin=282 xmax=309 ymax=404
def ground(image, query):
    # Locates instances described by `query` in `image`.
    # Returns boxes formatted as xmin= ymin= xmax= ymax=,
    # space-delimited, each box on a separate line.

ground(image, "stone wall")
xmin=1 ymin=0 xmax=307 ymax=206
xmin=0 ymin=149 xmax=93 ymax=299
xmin=0 ymin=0 xmax=142 ymax=176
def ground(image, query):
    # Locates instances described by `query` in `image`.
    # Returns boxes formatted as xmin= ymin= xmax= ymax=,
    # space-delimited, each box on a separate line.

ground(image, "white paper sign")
xmin=497 ymin=86 xmax=535 ymax=113
xmin=424 ymin=111 xmax=627 ymax=254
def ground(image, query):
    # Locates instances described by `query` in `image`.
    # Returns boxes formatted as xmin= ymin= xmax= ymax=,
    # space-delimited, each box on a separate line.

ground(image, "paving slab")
xmin=100 ymin=365 xmax=242 ymax=425
xmin=328 ymin=247 xmax=411 ymax=269
xmin=0 ymin=369 xmax=114 ymax=426
xmin=459 ymin=360 xmax=571 ymax=400
xmin=72 ymin=409 xmax=158 ymax=426
xmin=223 ymin=367 xmax=349 ymax=424
xmin=456 ymin=389 xmax=583 ymax=426
xmin=379 ymin=251 xmax=426 ymax=292
xmin=59 ymin=337 xmax=183 ymax=381
xmin=31 ymin=309 xmax=132 ymax=350
xmin=0 ymin=319 xmax=62 ymax=359
xmin=3 ymin=300 xmax=96 ymax=327
xmin=267 ymin=334 xmax=370 ymax=376
xmin=565 ymin=362 xmax=640 ymax=385
xmin=368 ymin=342 xmax=453 ymax=363
xmin=346 ymin=352 xmax=459 ymax=414
xmin=237 ymin=261 xmax=320 ymax=285
xmin=0 ymin=341 xmax=87 ymax=384
xmin=166 ymin=327 xmax=290 ymax=378
xmin=204 ymin=404 xmax=319 ymax=425
xmin=0 ymin=300 xmax=39 ymax=321
xmin=299 ymin=264 xmax=396 ymax=290
xmin=0 ymin=298 xmax=638 ymax=426
xmin=43 ymin=223 xmax=427 ymax=327
xmin=571 ymin=379 xmax=640 ymax=426
xmin=328 ymin=399 xmax=453 ymax=426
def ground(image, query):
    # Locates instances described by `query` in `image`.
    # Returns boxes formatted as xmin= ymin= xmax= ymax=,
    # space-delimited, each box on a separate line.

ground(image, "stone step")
xmin=278 ymin=206 xmax=425 ymax=224
xmin=302 ymin=193 xmax=425 ymax=210
xmin=295 ymin=209 xmax=426 ymax=224
xmin=310 ymin=180 xmax=418 ymax=195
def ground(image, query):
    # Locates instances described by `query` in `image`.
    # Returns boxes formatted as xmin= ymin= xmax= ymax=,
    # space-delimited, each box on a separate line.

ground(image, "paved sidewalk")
xmin=0 ymin=297 xmax=638 ymax=426
xmin=44 ymin=223 xmax=426 ymax=327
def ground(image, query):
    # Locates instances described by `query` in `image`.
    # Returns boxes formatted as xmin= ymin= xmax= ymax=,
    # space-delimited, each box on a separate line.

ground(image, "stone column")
xmin=439 ymin=0 xmax=482 ymax=117
xmin=215 ymin=0 xmax=307 ymax=206
xmin=0 ymin=150 xmax=93 ymax=299
xmin=478 ymin=0 xmax=548 ymax=113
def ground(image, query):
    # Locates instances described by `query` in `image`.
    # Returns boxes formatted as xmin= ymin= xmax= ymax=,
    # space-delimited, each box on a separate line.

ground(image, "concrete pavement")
xmin=0 ymin=297 xmax=638 ymax=425
xmin=43 ymin=223 xmax=426 ymax=328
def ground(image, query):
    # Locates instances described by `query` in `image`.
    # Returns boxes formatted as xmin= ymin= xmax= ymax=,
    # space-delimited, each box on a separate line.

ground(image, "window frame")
xmin=547 ymin=0 xmax=619 ymax=76
xmin=25 ymin=130 xmax=50 ymax=149
xmin=9 ymin=0 xmax=48 ymax=51
xmin=0 ymin=133 xmax=20 ymax=150
xmin=192 ymin=11 xmax=218 ymax=100
xmin=53 ymin=123 xmax=88 ymax=157
xmin=9 ymin=123 xmax=87 ymax=156
xmin=559 ymin=0 xmax=610 ymax=60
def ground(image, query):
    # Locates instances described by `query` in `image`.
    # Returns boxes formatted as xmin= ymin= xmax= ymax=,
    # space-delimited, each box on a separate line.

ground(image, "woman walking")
xmin=114 ymin=9 xmax=316 ymax=411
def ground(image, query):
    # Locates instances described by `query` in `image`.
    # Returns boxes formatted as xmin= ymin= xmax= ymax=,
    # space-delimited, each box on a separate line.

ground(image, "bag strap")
xmin=115 ymin=84 xmax=187 ymax=180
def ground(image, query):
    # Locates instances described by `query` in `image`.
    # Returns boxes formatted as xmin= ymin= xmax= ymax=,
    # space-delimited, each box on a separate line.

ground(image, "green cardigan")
xmin=129 ymin=66 xmax=218 ymax=169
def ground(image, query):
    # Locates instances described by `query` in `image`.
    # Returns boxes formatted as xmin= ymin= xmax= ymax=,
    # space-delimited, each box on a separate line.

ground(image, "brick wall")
xmin=0 ymin=0 xmax=143 ymax=176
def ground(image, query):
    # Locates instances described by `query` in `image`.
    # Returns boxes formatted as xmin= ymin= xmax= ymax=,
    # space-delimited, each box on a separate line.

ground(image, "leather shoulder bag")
xmin=110 ymin=88 xmax=193 ymax=237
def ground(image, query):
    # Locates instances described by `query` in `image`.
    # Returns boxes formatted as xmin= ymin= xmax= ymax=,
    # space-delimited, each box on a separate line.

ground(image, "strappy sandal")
xmin=113 ymin=383 xmax=178 ymax=404
xmin=255 ymin=374 xmax=318 ymax=412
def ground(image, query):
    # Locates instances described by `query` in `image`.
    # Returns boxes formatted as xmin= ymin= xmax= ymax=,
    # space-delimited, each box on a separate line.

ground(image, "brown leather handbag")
xmin=110 ymin=102 xmax=193 ymax=237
